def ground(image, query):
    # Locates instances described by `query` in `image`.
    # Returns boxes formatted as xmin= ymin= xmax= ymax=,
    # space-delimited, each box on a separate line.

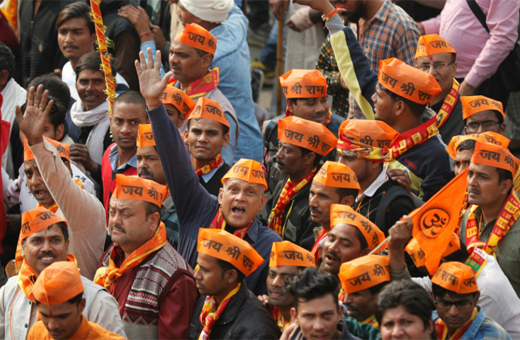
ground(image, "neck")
xmin=481 ymin=193 xmax=509 ymax=225
xmin=214 ymin=282 xmax=239 ymax=305
xmin=192 ymin=156 xmax=211 ymax=170
xmin=393 ymin=113 xmax=423 ymax=133
xmin=117 ymin=146 xmax=135 ymax=168
xmin=362 ymin=0 xmax=384 ymax=20
xmin=430 ymin=85 xmax=452 ymax=107
xmin=198 ymin=21 xmax=219 ymax=31
xmin=179 ymin=71 xmax=208 ymax=90
xmin=278 ymin=305 xmax=292 ymax=324
xmin=322 ymin=222 xmax=330 ymax=232
xmin=359 ymin=168 xmax=383 ymax=195
xmin=70 ymin=58 xmax=79 ymax=72
xmin=289 ymin=167 xmax=314 ymax=183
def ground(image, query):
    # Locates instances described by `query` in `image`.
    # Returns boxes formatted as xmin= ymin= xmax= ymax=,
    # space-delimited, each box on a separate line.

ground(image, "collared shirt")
xmin=357 ymin=167 xmax=388 ymax=201
xmin=108 ymin=143 xmax=137 ymax=173
xmin=200 ymin=163 xmax=224 ymax=183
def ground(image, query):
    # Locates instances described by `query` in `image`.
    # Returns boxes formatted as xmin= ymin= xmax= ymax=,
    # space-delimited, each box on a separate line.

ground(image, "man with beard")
xmin=262 ymin=116 xmax=337 ymax=250
xmin=0 ymin=207 xmax=125 ymax=340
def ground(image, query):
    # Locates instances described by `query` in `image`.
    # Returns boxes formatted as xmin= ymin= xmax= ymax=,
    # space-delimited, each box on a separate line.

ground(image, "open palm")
xmin=135 ymin=48 xmax=173 ymax=107
xmin=15 ymin=85 xmax=54 ymax=146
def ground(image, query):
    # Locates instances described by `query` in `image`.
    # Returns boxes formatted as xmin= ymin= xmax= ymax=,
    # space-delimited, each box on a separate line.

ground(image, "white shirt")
xmin=356 ymin=166 xmax=388 ymax=201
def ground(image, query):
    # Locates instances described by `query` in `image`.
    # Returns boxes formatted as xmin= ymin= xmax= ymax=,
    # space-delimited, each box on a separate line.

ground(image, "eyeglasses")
xmin=433 ymin=295 xmax=477 ymax=310
xmin=465 ymin=120 xmax=500 ymax=132
xmin=416 ymin=62 xmax=453 ymax=72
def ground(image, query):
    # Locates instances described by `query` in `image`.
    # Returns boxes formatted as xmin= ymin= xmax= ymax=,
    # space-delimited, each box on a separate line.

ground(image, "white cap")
xmin=179 ymin=0 xmax=234 ymax=23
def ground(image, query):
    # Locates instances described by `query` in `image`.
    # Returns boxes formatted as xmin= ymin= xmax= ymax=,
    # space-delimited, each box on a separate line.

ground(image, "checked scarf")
xmin=194 ymin=154 xmax=223 ymax=176
xmin=199 ymin=283 xmax=241 ymax=340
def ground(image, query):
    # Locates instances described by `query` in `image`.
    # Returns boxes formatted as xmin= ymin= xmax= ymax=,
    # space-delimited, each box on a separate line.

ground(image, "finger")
xmin=147 ymin=47 xmax=154 ymax=69
xmin=139 ymin=50 xmax=147 ymax=70
xmin=155 ymin=50 xmax=162 ymax=71
xmin=161 ymin=71 xmax=173 ymax=87
xmin=135 ymin=59 xmax=143 ymax=76
xmin=27 ymin=87 xmax=35 ymax=108
xmin=34 ymin=85 xmax=44 ymax=108
xmin=15 ymin=105 xmax=22 ymax=127
xmin=42 ymin=99 xmax=54 ymax=121
xmin=40 ymin=90 xmax=50 ymax=110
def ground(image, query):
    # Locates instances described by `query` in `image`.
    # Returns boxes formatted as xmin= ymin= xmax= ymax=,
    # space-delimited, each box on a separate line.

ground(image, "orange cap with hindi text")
xmin=279 ymin=69 xmax=327 ymax=99
xmin=406 ymin=233 xmax=460 ymax=269
xmin=197 ymin=228 xmax=264 ymax=276
xmin=269 ymin=241 xmax=315 ymax=268
xmin=137 ymin=124 xmax=156 ymax=148
xmin=160 ymin=86 xmax=196 ymax=118
xmin=278 ymin=116 xmax=337 ymax=156
xmin=338 ymin=255 xmax=390 ymax=294
xmin=21 ymin=207 xmax=68 ymax=241
xmin=113 ymin=174 xmax=168 ymax=207
xmin=330 ymin=204 xmax=385 ymax=251
xmin=24 ymin=138 xmax=70 ymax=162
xmin=415 ymin=34 xmax=457 ymax=59
xmin=314 ymin=161 xmax=360 ymax=194
xmin=188 ymin=97 xmax=230 ymax=129
xmin=378 ymin=58 xmax=442 ymax=105
xmin=33 ymin=261 xmax=84 ymax=305
xmin=471 ymin=141 xmax=519 ymax=177
xmin=221 ymin=158 xmax=268 ymax=191
xmin=431 ymin=262 xmax=478 ymax=294
xmin=461 ymin=95 xmax=505 ymax=120
xmin=445 ymin=132 xmax=510 ymax=160
xmin=179 ymin=23 xmax=217 ymax=55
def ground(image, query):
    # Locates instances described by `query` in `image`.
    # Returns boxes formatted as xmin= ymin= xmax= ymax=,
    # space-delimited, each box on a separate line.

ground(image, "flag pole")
xmin=369 ymin=236 xmax=390 ymax=255
xmin=275 ymin=6 xmax=284 ymax=116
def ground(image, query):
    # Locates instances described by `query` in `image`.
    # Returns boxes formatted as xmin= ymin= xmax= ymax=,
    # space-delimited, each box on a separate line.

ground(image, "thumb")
xmin=15 ymin=105 xmax=23 ymax=126
xmin=161 ymin=71 xmax=173 ymax=87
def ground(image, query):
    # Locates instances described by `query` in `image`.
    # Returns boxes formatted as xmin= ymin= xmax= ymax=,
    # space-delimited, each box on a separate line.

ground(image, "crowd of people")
xmin=0 ymin=0 xmax=520 ymax=339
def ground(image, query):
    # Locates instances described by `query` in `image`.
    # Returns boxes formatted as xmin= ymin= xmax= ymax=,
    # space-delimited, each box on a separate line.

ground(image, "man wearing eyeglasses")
xmin=430 ymin=262 xmax=510 ymax=340
xmin=461 ymin=95 xmax=506 ymax=135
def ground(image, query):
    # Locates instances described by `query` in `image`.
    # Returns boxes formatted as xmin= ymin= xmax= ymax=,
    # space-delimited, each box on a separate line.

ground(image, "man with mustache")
xmin=262 ymin=116 xmax=338 ymax=250
xmin=0 ymin=207 xmax=125 ymax=340
xmin=96 ymin=174 xmax=197 ymax=339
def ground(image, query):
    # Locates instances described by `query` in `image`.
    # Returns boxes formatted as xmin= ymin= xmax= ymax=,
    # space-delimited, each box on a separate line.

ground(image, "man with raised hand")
xmin=135 ymin=47 xmax=282 ymax=295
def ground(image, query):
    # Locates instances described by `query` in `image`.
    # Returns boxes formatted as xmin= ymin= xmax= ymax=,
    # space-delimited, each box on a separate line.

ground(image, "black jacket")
xmin=188 ymin=281 xmax=281 ymax=340
xmin=200 ymin=163 xmax=232 ymax=196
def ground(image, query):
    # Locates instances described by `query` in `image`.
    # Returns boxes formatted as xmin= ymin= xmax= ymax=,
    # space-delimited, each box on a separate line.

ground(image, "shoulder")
xmin=88 ymin=320 xmax=126 ymax=340
xmin=152 ymin=243 xmax=192 ymax=275
xmin=386 ymin=3 xmax=420 ymax=31
xmin=479 ymin=316 xmax=510 ymax=339
xmin=257 ymin=224 xmax=283 ymax=242
xmin=27 ymin=320 xmax=48 ymax=338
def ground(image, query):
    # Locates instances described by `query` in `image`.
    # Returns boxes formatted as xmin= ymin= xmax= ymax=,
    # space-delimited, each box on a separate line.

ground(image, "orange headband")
xmin=24 ymin=138 xmax=70 ymax=162
xmin=461 ymin=95 xmax=505 ymax=120
xmin=21 ymin=207 xmax=68 ymax=241
xmin=431 ymin=262 xmax=478 ymax=294
xmin=314 ymin=161 xmax=360 ymax=194
xmin=33 ymin=261 xmax=84 ymax=305
xmin=338 ymin=255 xmax=390 ymax=294
xmin=278 ymin=116 xmax=337 ymax=156
xmin=221 ymin=158 xmax=268 ymax=191
xmin=160 ymin=86 xmax=196 ymax=117
xmin=279 ymin=69 xmax=327 ymax=99
xmin=179 ymin=23 xmax=217 ymax=55
xmin=445 ymin=132 xmax=510 ymax=160
xmin=188 ymin=97 xmax=229 ymax=128
xmin=136 ymin=124 xmax=156 ymax=148
xmin=471 ymin=141 xmax=519 ymax=177
xmin=415 ymin=34 xmax=457 ymax=59
xmin=113 ymin=174 xmax=168 ymax=207
xmin=269 ymin=241 xmax=315 ymax=268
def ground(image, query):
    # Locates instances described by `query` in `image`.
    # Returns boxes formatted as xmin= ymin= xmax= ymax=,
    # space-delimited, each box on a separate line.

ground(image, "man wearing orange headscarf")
xmin=28 ymin=262 xmax=126 ymax=340
xmin=95 ymin=174 xmax=197 ymax=339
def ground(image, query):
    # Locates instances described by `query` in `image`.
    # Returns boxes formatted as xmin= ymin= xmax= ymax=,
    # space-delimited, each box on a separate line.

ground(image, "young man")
xmin=96 ymin=174 xmax=197 ymax=339
xmin=136 ymin=47 xmax=283 ymax=295
xmin=309 ymin=161 xmax=359 ymax=263
xmin=160 ymin=85 xmax=195 ymax=129
xmin=0 ymin=207 xmax=125 ymax=340
xmin=431 ymin=262 xmax=511 ymax=340
xmin=337 ymin=119 xmax=415 ymax=235
xmin=28 ymin=261 xmax=125 ymax=340
xmin=169 ymin=23 xmax=238 ymax=164
xmin=188 ymin=228 xmax=280 ymax=339
xmin=263 ymin=116 xmax=337 ymax=250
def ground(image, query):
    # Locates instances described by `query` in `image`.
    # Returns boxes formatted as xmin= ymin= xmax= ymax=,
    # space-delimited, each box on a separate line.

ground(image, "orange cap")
xmin=179 ymin=23 xmax=217 ymax=55
xmin=314 ymin=161 xmax=360 ymax=194
xmin=445 ymin=132 xmax=510 ymax=160
xmin=415 ymin=34 xmax=457 ymax=59
xmin=23 ymin=139 xmax=34 ymax=161
xmin=406 ymin=233 xmax=460 ymax=268
xmin=279 ymin=69 xmax=327 ymax=99
xmin=33 ymin=261 xmax=84 ymax=305
xmin=461 ymin=95 xmax=505 ymax=120
xmin=188 ymin=97 xmax=229 ymax=128
xmin=160 ymin=86 xmax=196 ymax=118
xmin=197 ymin=228 xmax=264 ymax=276
xmin=221 ymin=158 xmax=268 ymax=191
xmin=278 ymin=116 xmax=337 ymax=156
xmin=24 ymin=138 xmax=70 ymax=162
xmin=471 ymin=141 xmax=519 ymax=177
xmin=269 ymin=241 xmax=315 ymax=268
xmin=136 ymin=124 xmax=156 ymax=148
xmin=330 ymin=204 xmax=385 ymax=251
xmin=113 ymin=174 xmax=168 ymax=207
xmin=21 ymin=207 xmax=68 ymax=241
xmin=338 ymin=255 xmax=390 ymax=294
xmin=379 ymin=58 xmax=442 ymax=105
xmin=431 ymin=262 xmax=478 ymax=294
xmin=337 ymin=120 xmax=399 ymax=161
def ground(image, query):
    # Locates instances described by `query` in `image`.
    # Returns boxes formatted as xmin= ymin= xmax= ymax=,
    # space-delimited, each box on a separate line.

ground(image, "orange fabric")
xmin=379 ymin=58 xmax=442 ymax=104
xmin=446 ymin=132 xmax=510 ymax=160
xmin=33 ymin=261 xmax=84 ymax=305
xmin=406 ymin=233 xmax=460 ymax=268
xmin=20 ymin=207 xmax=67 ymax=241
xmin=436 ymin=79 xmax=460 ymax=128
xmin=409 ymin=169 xmax=469 ymax=275
xmin=197 ymin=228 xmax=264 ymax=276
xmin=188 ymin=97 xmax=229 ymax=128
xmin=24 ymin=138 xmax=70 ymax=162
xmin=160 ymin=85 xmax=196 ymax=117
xmin=136 ymin=124 xmax=156 ymax=148
xmin=194 ymin=154 xmax=223 ymax=176
xmin=113 ymin=174 xmax=168 ymax=207
xmin=221 ymin=158 xmax=268 ymax=191
xmin=471 ymin=141 xmax=519 ymax=177
xmin=314 ymin=161 xmax=360 ymax=193
xmin=415 ymin=34 xmax=457 ymax=59
xmin=199 ymin=283 xmax=241 ymax=340
xmin=269 ymin=241 xmax=315 ymax=268
xmin=330 ymin=204 xmax=385 ymax=251
xmin=338 ymin=255 xmax=390 ymax=294
xmin=278 ymin=116 xmax=337 ymax=156
xmin=461 ymin=95 xmax=505 ymax=120
xmin=23 ymin=139 xmax=34 ymax=161
xmin=431 ymin=262 xmax=478 ymax=294
xmin=179 ymin=23 xmax=217 ymax=55
xmin=279 ymin=69 xmax=327 ymax=99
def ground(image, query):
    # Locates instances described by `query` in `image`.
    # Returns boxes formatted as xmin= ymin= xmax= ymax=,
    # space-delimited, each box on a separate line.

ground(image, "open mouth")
xmin=232 ymin=207 xmax=246 ymax=216
xmin=34 ymin=190 xmax=48 ymax=200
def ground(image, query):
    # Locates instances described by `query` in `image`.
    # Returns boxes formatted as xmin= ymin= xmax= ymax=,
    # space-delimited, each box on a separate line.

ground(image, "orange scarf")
xmin=199 ymin=283 xmax=241 ymax=340
xmin=388 ymin=116 xmax=438 ymax=160
xmin=94 ymin=222 xmax=167 ymax=293
xmin=435 ymin=308 xmax=478 ymax=340
xmin=435 ymin=79 xmax=460 ymax=128
xmin=208 ymin=207 xmax=252 ymax=239
xmin=168 ymin=68 xmax=220 ymax=99
xmin=272 ymin=306 xmax=292 ymax=331
xmin=268 ymin=168 xmax=317 ymax=237
xmin=194 ymin=154 xmax=223 ymax=176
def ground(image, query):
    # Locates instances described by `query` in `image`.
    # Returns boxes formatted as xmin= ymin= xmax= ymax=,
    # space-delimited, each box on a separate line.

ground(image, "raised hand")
xmin=135 ymin=48 xmax=172 ymax=109
xmin=15 ymin=85 xmax=54 ymax=146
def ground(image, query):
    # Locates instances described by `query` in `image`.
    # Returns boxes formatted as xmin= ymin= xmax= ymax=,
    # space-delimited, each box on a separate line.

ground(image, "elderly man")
xmin=96 ymin=174 xmax=197 ymax=339
xmin=0 ymin=207 xmax=125 ymax=340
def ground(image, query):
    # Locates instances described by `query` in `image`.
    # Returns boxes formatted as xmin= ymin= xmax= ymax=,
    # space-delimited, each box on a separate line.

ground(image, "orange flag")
xmin=409 ymin=169 xmax=468 ymax=275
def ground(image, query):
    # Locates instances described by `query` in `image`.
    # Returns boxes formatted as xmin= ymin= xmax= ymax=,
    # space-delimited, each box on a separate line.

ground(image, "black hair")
xmin=216 ymin=258 xmax=246 ymax=283
xmin=195 ymin=48 xmax=213 ymax=61
xmin=456 ymin=139 xmax=476 ymax=152
xmin=367 ymin=280 xmax=390 ymax=296
xmin=113 ymin=91 xmax=148 ymax=114
xmin=355 ymin=228 xmax=369 ymax=250
xmin=56 ymin=1 xmax=95 ymax=34
xmin=28 ymin=74 xmax=70 ymax=129
xmin=75 ymin=51 xmax=117 ymax=81
xmin=288 ymin=267 xmax=339 ymax=309
xmin=335 ymin=188 xmax=359 ymax=202
xmin=0 ymin=42 xmax=15 ymax=82
xmin=376 ymin=280 xmax=436 ymax=339
xmin=299 ymin=147 xmax=322 ymax=167
xmin=383 ymin=86 xmax=427 ymax=117
xmin=431 ymin=283 xmax=478 ymax=300
xmin=187 ymin=117 xmax=230 ymax=136
xmin=34 ymin=292 xmax=83 ymax=306
xmin=497 ymin=167 xmax=513 ymax=184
